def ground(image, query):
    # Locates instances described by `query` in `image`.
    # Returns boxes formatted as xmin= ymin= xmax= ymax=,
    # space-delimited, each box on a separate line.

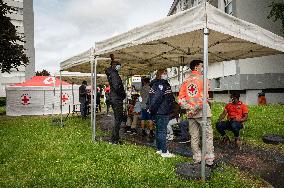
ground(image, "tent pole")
xmin=93 ymin=57 xmax=98 ymax=141
xmin=90 ymin=54 xmax=94 ymax=138
xmin=201 ymin=27 xmax=209 ymax=181
xmin=60 ymin=70 xmax=63 ymax=127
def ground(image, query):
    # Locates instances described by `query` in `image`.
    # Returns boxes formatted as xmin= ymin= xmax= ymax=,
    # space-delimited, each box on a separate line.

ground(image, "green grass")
xmin=211 ymin=103 xmax=284 ymax=152
xmin=0 ymin=115 xmax=266 ymax=187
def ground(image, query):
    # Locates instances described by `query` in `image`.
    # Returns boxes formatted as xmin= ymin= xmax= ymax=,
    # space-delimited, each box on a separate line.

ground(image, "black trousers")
xmin=111 ymin=101 xmax=124 ymax=142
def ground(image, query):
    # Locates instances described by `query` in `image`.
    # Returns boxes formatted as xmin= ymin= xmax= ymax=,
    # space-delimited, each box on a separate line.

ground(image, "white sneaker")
xmin=107 ymin=114 xmax=111 ymax=117
xmin=156 ymin=150 xmax=162 ymax=154
xmin=167 ymin=135 xmax=174 ymax=141
xmin=160 ymin=151 xmax=175 ymax=158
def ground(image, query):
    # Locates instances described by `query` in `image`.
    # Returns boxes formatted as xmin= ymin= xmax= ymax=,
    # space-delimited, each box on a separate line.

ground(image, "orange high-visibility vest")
xmin=178 ymin=71 xmax=209 ymax=114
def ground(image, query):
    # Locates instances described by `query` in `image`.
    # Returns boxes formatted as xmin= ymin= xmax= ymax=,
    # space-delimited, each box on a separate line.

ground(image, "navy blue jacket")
xmin=147 ymin=79 xmax=174 ymax=115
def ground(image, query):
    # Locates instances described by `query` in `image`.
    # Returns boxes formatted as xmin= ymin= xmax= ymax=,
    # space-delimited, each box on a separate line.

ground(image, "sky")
xmin=34 ymin=0 xmax=173 ymax=74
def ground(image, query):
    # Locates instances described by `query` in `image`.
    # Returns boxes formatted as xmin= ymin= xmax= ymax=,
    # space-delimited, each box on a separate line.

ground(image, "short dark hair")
xmin=142 ymin=77 xmax=150 ymax=84
xmin=82 ymin=80 xmax=87 ymax=85
xmin=190 ymin=60 xmax=203 ymax=71
xmin=231 ymin=92 xmax=240 ymax=99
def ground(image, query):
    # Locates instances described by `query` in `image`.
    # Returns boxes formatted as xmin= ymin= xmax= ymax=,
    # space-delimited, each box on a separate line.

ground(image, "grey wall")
xmin=235 ymin=0 xmax=283 ymax=36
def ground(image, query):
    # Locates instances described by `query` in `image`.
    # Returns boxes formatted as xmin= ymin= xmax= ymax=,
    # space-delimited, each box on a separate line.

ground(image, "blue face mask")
xmin=115 ymin=64 xmax=121 ymax=71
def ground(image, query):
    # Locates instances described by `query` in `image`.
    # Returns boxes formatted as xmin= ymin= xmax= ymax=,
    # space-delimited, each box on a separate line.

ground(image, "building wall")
xmin=0 ymin=0 xmax=35 ymax=97
xmin=167 ymin=0 xmax=284 ymax=104
xmin=235 ymin=0 xmax=283 ymax=36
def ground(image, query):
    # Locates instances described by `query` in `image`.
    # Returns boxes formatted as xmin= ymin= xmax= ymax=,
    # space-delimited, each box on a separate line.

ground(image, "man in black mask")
xmin=105 ymin=54 xmax=126 ymax=144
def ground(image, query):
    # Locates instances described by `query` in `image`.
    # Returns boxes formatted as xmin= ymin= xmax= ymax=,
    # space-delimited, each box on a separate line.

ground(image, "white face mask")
xmin=161 ymin=74 xmax=168 ymax=80
xmin=138 ymin=96 xmax=142 ymax=102
xmin=115 ymin=64 xmax=121 ymax=71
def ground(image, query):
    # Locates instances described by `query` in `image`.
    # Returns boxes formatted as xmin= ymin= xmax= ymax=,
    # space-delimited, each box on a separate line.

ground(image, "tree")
xmin=268 ymin=1 xmax=284 ymax=36
xmin=35 ymin=69 xmax=50 ymax=76
xmin=0 ymin=0 xmax=29 ymax=73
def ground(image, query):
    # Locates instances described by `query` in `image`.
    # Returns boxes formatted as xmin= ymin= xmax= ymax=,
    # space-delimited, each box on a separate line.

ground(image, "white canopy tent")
xmin=6 ymin=76 xmax=80 ymax=116
xmin=60 ymin=2 xmax=284 ymax=179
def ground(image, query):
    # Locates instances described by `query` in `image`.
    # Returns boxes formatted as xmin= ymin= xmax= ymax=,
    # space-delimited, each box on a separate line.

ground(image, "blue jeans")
xmin=154 ymin=115 xmax=170 ymax=153
xmin=216 ymin=120 xmax=243 ymax=137
xmin=179 ymin=120 xmax=189 ymax=140
xmin=80 ymin=102 xmax=88 ymax=117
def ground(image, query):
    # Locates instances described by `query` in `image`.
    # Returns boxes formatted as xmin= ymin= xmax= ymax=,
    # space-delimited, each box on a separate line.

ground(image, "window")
xmin=10 ymin=7 xmax=23 ymax=15
xmin=11 ymin=20 xmax=23 ymax=27
xmin=215 ymin=78 xmax=221 ymax=89
xmin=224 ymin=0 xmax=233 ymax=15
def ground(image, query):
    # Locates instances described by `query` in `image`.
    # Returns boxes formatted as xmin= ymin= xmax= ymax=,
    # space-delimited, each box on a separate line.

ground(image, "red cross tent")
xmin=6 ymin=76 xmax=80 ymax=116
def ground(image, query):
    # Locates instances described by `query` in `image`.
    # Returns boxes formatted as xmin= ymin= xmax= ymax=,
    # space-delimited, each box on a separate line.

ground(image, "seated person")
xmin=167 ymin=100 xmax=180 ymax=141
xmin=125 ymin=97 xmax=135 ymax=133
xmin=216 ymin=92 xmax=249 ymax=146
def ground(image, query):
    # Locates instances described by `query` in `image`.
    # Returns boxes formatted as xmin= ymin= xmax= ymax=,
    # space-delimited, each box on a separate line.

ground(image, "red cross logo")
xmin=61 ymin=93 xmax=69 ymax=105
xmin=21 ymin=94 xmax=31 ymax=105
xmin=187 ymin=83 xmax=198 ymax=97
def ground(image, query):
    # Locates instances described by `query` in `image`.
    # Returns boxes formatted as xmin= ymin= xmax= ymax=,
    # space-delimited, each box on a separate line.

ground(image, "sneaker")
xmin=156 ymin=150 xmax=162 ymax=154
xmin=107 ymin=114 xmax=111 ymax=117
xmin=125 ymin=126 xmax=132 ymax=133
xmin=160 ymin=151 xmax=175 ymax=158
xmin=220 ymin=135 xmax=230 ymax=145
xmin=149 ymin=130 xmax=155 ymax=138
xmin=166 ymin=134 xmax=174 ymax=141
xmin=141 ymin=129 xmax=147 ymax=137
xmin=130 ymin=128 xmax=137 ymax=135
xmin=235 ymin=137 xmax=241 ymax=147
xmin=108 ymin=140 xmax=123 ymax=145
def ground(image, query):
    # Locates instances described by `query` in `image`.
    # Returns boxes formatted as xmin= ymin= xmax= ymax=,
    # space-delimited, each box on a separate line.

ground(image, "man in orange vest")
xmin=216 ymin=92 xmax=248 ymax=147
xmin=178 ymin=60 xmax=214 ymax=166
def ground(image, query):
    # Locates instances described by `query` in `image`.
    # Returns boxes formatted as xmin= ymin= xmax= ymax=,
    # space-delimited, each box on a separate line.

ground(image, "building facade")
xmin=167 ymin=0 xmax=284 ymax=104
xmin=0 ymin=0 xmax=35 ymax=97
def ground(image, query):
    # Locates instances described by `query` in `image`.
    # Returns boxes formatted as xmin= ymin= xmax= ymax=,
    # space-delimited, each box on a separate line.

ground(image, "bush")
xmin=0 ymin=97 xmax=6 ymax=106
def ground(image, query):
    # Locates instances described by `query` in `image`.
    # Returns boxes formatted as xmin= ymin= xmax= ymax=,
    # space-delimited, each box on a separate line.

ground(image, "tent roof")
xmin=10 ymin=76 xmax=71 ymax=87
xmin=61 ymin=3 xmax=284 ymax=76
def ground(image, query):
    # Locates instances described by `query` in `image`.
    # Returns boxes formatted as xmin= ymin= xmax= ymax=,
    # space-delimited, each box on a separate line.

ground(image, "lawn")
xmin=1 ymin=103 xmax=283 ymax=187
xmin=211 ymin=103 xmax=284 ymax=151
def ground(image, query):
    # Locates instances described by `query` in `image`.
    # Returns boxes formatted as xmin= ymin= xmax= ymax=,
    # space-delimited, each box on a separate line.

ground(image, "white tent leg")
xmin=93 ymin=57 xmax=98 ymax=141
xmin=60 ymin=70 xmax=63 ymax=127
xmin=90 ymin=55 xmax=94 ymax=138
xmin=201 ymin=27 xmax=209 ymax=180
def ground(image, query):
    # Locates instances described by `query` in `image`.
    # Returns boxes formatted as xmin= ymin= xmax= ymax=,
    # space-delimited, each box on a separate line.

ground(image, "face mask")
xmin=161 ymin=74 xmax=168 ymax=80
xmin=115 ymin=64 xmax=121 ymax=71
xmin=138 ymin=96 xmax=142 ymax=102
xmin=231 ymin=97 xmax=238 ymax=103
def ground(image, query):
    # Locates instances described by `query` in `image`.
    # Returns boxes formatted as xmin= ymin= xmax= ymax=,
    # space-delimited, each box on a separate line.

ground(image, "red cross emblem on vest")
xmin=21 ymin=94 xmax=31 ymax=105
xmin=187 ymin=83 xmax=198 ymax=97
xmin=61 ymin=93 xmax=69 ymax=105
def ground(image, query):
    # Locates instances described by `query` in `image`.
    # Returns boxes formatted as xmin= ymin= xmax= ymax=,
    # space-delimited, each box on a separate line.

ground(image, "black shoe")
xmin=149 ymin=130 xmax=155 ymax=138
xmin=109 ymin=140 xmax=123 ymax=145
xmin=130 ymin=128 xmax=137 ymax=135
xmin=125 ymin=126 xmax=132 ymax=133
xmin=141 ymin=129 xmax=147 ymax=137
xmin=220 ymin=135 xmax=230 ymax=145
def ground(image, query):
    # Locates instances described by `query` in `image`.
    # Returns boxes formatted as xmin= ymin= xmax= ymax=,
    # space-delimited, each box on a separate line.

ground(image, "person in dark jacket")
xmin=147 ymin=69 xmax=175 ymax=158
xmin=79 ymin=80 xmax=88 ymax=118
xmin=105 ymin=54 xmax=126 ymax=144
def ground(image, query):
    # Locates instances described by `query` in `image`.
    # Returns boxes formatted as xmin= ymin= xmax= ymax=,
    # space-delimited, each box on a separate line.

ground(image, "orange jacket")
xmin=178 ymin=71 xmax=209 ymax=116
